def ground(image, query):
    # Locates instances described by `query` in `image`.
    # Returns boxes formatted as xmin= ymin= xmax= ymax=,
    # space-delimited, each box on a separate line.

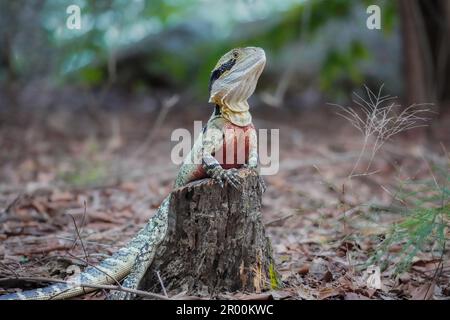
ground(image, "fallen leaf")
xmin=411 ymin=282 xmax=435 ymax=300
xmin=411 ymin=259 xmax=441 ymax=273
xmin=30 ymin=200 xmax=48 ymax=215
xmin=50 ymin=191 xmax=74 ymax=202
xmin=318 ymin=287 xmax=341 ymax=300
xmin=119 ymin=182 xmax=136 ymax=193
xmin=88 ymin=211 xmax=116 ymax=223
xmin=344 ymin=292 xmax=370 ymax=300
xmin=322 ymin=270 xmax=333 ymax=282
xmin=239 ymin=293 xmax=273 ymax=300
xmin=442 ymin=286 xmax=450 ymax=296
xmin=398 ymin=272 xmax=411 ymax=284
xmin=310 ymin=258 xmax=331 ymax=281
xmin=298 ymin=264 xmax=310 ymax=275
xmin=270 ymin=290 xmax=293 ymax=300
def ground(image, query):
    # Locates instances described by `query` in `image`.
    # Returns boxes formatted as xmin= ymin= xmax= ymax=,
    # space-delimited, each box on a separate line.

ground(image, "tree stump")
xmin=138 ymin=169 xmax=277 ymax=297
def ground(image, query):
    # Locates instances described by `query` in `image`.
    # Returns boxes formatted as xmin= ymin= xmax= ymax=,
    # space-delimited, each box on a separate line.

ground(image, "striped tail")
xmin=0 ymin=246 xmax=139 ymax=300
xmin=0 ymin=196 xmax=170 ymax=300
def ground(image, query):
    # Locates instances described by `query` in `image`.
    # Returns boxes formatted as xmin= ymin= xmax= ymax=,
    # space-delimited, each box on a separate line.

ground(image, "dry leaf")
xmin=298 ymin=264 xmax=310 ymax=275
xmin=239 ymin=293 xmax=273 ymax=300
xmin=345 ymin=292 xmax=370 ymax=300
xmin=411 ymin=282 xmax=435 ymax=300
xmin=50 ymin=191 xmax=74 ymax=202
xmin=318 ymin=287 xmax=341 ymax=300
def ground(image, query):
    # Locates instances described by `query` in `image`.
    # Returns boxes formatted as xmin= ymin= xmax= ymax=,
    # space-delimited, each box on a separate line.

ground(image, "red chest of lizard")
xmin=190 ymin=122 xmax=255 ymax=181
xmin=216 ymin=122 xmax=254 ymax=169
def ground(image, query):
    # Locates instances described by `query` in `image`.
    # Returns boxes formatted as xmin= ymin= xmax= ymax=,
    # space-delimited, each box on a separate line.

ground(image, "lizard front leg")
xmin=243 ymin=127 xmax=266 ymax=192
xmin=201 ymin=126 xmax=242 ymax=189
xmin=202 ymin=155 xmax=242 ymax=189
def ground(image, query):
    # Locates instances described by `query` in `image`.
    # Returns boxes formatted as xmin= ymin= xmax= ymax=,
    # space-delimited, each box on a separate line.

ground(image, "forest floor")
xmin=0 ymin=103 xmax=449 ymax=300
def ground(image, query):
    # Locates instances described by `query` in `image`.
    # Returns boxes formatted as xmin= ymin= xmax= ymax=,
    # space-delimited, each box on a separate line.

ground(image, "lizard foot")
xmin=212 ymin=168 xmax=242 ymax=189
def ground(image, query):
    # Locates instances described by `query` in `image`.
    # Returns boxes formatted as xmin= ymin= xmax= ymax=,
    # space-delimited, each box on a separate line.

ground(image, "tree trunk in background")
xmin=0 ymin=0 xmax=47 ymax=111
xmin=399 ymin=0 xmax=430 ymax=105
xmin=399 ymin=0 xmax=450 ymax=108
xmin=138 ymin=169 xmax=277 ymax=297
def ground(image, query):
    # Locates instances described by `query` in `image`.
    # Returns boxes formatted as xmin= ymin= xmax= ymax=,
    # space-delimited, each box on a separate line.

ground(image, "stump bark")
xmin=138 ymin=169 xmax=276 ymax=297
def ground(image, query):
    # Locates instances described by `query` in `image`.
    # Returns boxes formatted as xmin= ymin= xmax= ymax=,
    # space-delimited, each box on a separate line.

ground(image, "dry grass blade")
xmin=331 ymin=84 xmax=433 ymax=178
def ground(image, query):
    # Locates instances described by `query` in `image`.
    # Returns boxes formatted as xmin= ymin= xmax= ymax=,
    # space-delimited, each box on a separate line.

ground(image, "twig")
xmin=132 ymin=94 xmax=179 ymax=158
xmin=265 ymin=213 xmax=294 ymax=227
xmin=156 ymin=271 xmax=168 ymax=298
xmin=68 ymin=203 xmax=89 ymax=264
xmin=65 ymin=201 xmax=126 ymax=288
xmin=424 ymin=241 xmax=445 ymax=300
xmin=54 ymin=201 xmax=126 ymax=299
xmin=0 ymin=277 xmax=170 ymax=300
xmin=0 ymin=262 xmax=19 ymax=278
xmin=336 ymin=205 xmax=363 ymax=220
xmin=64 ymin=252 xmax=123 ymax=287
xmin=0 ymin=194 xmax=23 ymax=223
xmin=5 ymin=193 xmax=22 ymax=213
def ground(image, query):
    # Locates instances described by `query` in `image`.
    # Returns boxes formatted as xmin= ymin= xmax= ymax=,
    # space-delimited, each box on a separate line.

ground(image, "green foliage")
xmin=194 ymin=0 xmax=366 ymax=96
xmin=1 ymin=0 xmax=401 ymax=98
xmin=269 ymin=262 xmax=281 ymax=290
xmin=243 ymin=0 xmax=354 ymax=53
xmin=80 ymin=67 xmax=105 ymax=85
xmin=63 ymin=162 xmax=107 ymax=187
xmin=369 ymin=163 xmax=450 ymax=273
xmin=61 ymin=140 xmax=108 ymax=187
xmin=320 ymin=40 xmax=370 ymax=93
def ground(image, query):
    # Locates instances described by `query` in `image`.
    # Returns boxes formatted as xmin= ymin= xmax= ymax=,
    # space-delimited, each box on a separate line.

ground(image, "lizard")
xmin=0 ymin=46 xmax=266 ymax=300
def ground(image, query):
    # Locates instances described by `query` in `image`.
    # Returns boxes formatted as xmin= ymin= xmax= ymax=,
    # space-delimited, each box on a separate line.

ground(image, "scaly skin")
xmin=0 ymin=47 xmax=266 ymax=300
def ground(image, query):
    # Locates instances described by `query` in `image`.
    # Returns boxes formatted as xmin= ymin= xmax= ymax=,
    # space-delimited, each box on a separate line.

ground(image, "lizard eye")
xmin=232 ymin=51 xmax=239 ymax=59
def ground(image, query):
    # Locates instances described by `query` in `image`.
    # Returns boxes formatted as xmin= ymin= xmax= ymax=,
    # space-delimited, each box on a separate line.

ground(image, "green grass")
xmin=63 ymin=161 xmax=108 ymax=187
xmin=369 ymin=163 xmax=449 ymax=273
xmin=269 ymin=262 xmax=281 ymax=290
xmin=60 ymin=140 xmax=109 ymax=188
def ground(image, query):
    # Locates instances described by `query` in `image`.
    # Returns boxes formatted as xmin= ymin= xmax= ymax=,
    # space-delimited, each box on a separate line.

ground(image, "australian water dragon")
xmin=0 ymin=47 xmax=266 ymax=300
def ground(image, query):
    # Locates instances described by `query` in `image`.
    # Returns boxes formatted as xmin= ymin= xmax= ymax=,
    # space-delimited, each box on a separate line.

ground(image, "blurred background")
xmin=0 ymin=0 xmax=448 ymax=177
xmin=0 ymin=0 xmax=449 ymax=299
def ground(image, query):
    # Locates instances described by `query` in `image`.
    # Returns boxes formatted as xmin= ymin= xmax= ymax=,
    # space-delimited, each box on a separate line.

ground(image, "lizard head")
xmin=208 ymin=47 xmax=266 ymax=108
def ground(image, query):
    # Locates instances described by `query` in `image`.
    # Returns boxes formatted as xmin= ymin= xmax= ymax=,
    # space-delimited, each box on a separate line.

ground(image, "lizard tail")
xmin=0 ymin=196 xmax=171 ymax=300
xmin=0 ymin=246 xmax=138 ymax=300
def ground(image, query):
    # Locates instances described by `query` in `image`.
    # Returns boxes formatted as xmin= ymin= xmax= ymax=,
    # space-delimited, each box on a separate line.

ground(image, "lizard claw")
xmin=212 ymin=173 xmax=224 ymax=188
xmin=223 ymin=168 xmax=242 ymax=189
xmin=211 ymin=168 xmax=242 ymax=189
